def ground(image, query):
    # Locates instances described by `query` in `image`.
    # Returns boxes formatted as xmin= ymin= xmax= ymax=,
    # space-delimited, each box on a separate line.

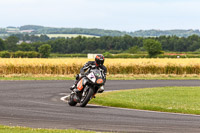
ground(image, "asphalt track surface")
xmin=0 ymin=80 xmax=200 ymax=133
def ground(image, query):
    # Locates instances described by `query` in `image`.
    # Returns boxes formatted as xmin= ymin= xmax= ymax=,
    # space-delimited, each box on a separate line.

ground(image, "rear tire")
xmin=80 ymin=89 xmax=94 ymax=107
xmin=68 ymin=93 xmax=77 ymax=106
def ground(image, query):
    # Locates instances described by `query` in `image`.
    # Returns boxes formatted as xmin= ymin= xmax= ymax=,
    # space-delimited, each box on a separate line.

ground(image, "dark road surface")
xmin=0 ymin=80 xmax=200 ymax=133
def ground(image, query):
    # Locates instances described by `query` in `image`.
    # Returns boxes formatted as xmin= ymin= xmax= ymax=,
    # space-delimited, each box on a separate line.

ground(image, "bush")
xmin=0 ymin=51 xmax=39 ymax=58
xmin=13 ymin=51 xmax=26 ymax=58
xmin=38 ymin=44 xmax=51 ymax=58
xmin=0 ymin=51 xmax=11 ymax=58
xmin=104 ymin=53 xmax=148 ymax=58
xmin=143 ymin=39 xmax=162 ymax=57
xmin=27 ymin=51 xmax=40 ymax=58
xmin=103 ymin=52 xmax=113 ymax=58
xmin=50 ymin=53 xmax=87 ymax=58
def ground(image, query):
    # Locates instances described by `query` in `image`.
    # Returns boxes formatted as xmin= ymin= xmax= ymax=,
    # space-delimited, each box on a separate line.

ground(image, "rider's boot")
xmin=92 ymin=93 xmax=96 ymax=98
xmin=69 ymin=74 xmax=81 ymax=90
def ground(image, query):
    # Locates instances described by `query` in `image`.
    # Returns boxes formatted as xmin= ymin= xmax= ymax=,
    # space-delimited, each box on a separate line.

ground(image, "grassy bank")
xmin=0 ymin=75 xmax=74 ymax=80
xmin=90 ymin=86 xmax=200 ymax=115
xmin=0 ymin=125 xmax=95 ymax=133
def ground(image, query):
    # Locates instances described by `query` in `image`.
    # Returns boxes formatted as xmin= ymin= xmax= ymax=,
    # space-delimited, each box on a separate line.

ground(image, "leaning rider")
xmin=70 ymin=54 xmax=107 ymax=93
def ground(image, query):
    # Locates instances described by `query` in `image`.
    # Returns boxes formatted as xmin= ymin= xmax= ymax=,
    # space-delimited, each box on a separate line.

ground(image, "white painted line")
xmin=88 ymin=104 xmax=200 ymax=117
xmin=60 ymin=95 xmax=69 ymax=102
xmin=59 ymin=93 xmax=69 ymax=95
xmin=62 ymin=90 xmax=200 ymax=117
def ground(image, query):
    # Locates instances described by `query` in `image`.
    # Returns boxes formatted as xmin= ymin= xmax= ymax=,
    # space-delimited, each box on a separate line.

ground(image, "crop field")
xmin=0 ymin=58 xmax=200 ymax=75
xmin=36 ymin=34 xmax=99 ymax=38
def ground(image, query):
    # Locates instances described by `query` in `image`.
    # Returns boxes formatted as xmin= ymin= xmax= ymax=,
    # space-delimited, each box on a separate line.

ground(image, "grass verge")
xmin=90 ymin=86 xmax=200 ymax=115
xmin=0 ymin=74 xmax=200 ymax=80
xmin=0 ymin=125 xmax=95 ymax=133
xmin=0 ymin=76 xmax=74 ymax=80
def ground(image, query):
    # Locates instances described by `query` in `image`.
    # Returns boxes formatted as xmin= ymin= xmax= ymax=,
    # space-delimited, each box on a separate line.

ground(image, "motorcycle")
xmin=68 ymin=68 xmax=105 ymax=107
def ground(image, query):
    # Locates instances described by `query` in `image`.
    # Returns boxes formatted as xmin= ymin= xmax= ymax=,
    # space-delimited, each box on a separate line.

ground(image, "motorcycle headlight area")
xmin=97 ymin=79 xmax=103 ymax=84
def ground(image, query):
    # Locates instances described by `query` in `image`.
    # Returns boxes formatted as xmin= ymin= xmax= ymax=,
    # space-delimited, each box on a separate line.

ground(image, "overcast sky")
xmin=1 ymin=0 xmax=200 ymax=31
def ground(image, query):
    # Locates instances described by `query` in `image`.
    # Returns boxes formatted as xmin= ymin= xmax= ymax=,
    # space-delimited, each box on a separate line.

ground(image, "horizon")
xmin=2 ymin=25 xmax=200 ymax=33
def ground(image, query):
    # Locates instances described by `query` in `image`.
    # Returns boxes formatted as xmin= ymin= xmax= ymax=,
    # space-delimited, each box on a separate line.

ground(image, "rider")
xmin=70 ymin=54 xmax=107 ymax=93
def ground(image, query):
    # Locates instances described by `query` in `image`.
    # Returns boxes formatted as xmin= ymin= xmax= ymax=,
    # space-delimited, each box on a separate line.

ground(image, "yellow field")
xmin=0 ymin=58 xmax=200 ymax=75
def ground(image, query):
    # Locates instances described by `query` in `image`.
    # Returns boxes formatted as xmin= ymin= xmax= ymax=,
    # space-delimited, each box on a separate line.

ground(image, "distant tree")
xmin=40 ymin=35 xmax=50 ymax=42
xmin=187 ymin=35 xmax=200 ymax=51
xmin=128 ymin=46 xmax=139 ymax=54
xmin=122 ymin=35 xmax=133 ymax=49
xmin=143 ymin=39 xmax=162 ymax=57
xmin=18 ymin=42 xmax=33 ymax=51
xmin=38 ymin=44 xmax=51 ymax=58
xmin=195 ymin=48 xmax=200 ymax=52
xmin=0 ymin=38 xmax=5 ymax=51
xmin=188 ymin=41 xmax=200 ymax=51
xmin=49 ymin=38 xmax=68 ymax=53
xmin=5 ymin=36 xmax=19 ymax=51
xmin=30 ymin=42 xmax=44 ymax=52
xmin=30 ymin=35 xmax=40 ymax=42
xmin=4 ymin=33 xmax=200 ymax=54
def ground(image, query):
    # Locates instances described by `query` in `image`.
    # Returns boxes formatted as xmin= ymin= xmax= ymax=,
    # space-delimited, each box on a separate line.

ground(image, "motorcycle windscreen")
xmin=77 ymin=79 xmax=84 ymax=91
xmin=87 ymin=72 xmax=96 ymax=83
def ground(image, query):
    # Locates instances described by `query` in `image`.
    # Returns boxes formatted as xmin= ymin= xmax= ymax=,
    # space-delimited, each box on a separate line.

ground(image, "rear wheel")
xmin=68 ymin=93 xmax=77 ymax=106
xmin=80 ymin=88 xmax=94 ymax=107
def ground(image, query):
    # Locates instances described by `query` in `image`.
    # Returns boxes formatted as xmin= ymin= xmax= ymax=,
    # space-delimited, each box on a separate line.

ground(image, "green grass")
xmin=0 ymin=74 xmax=200 ymax=80
xmin=107 ymin=76 xmax=200 ymax=80
xmin=0 ymin=125 xmax=95 ymax=133
xmin=90 ymin=86 xmax=200 ymax=115
xmin=0 ymin=76 xmax=74 ymax=80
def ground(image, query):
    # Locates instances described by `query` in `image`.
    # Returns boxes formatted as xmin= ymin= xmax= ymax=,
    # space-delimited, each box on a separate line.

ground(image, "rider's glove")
xmin=76 ymin=74 xmax=80 ymax=80
xmin=80 ymin=73 xmax=85 ymax=77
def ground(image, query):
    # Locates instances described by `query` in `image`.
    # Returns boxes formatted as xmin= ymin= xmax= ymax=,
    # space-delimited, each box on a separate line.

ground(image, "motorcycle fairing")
xmin=77 ymin=78 xmax=87 ymax=91
xmin=77 ymin=79 xmax=84 ymax=91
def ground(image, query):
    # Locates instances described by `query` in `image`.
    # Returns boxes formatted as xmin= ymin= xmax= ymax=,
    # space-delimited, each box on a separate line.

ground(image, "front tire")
xmin=68 ymin=93 xmax=77 ymax=106
xmin=80 ymin=88 xmax=94 ymax=107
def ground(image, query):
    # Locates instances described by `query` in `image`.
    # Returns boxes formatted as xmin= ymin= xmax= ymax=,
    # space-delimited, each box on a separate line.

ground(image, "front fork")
xmin=82 ymin=85 xmax=89 ymax=97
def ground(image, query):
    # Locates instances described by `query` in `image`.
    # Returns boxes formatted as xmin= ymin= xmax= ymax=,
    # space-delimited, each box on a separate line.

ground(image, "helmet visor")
xmin=96 ymin=60 xmax=104 ymax=65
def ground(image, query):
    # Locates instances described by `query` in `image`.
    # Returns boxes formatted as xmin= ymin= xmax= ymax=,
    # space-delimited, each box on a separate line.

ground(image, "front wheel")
xmin=80 ymin=88 xmax=94 ymax=107
xmin=68 ymin=92 xmax=77 ymax=106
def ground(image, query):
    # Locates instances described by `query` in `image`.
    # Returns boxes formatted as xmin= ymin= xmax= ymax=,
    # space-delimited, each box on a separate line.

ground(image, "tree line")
xmin=1 ymin=25 xmax=200 ymax=37
xmin=16 ymin=25 xmax=200 ymax=37
xmin=0 ymin=34 xmax=200 ymax=55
